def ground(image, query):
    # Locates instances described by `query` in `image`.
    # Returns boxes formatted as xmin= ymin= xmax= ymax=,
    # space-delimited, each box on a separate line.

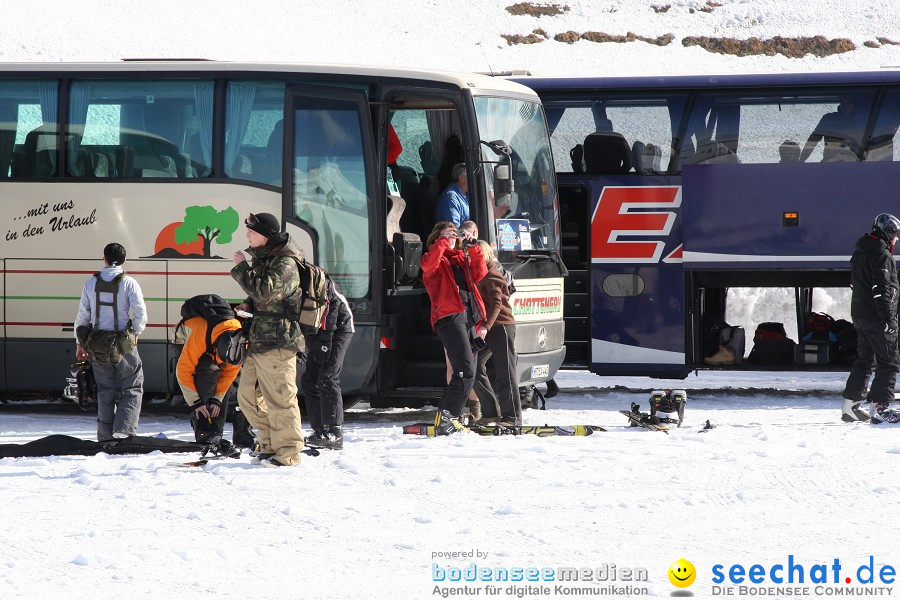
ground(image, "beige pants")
xmin=237 ymin=348 xmax=304 ymax=466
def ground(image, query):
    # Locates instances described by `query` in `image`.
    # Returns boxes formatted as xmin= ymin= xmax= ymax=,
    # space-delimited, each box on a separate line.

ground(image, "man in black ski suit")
xmin=842 ymin=213 xmax=900 ymax=423
xmin=301 ymin=275 xmax=355 ymax=450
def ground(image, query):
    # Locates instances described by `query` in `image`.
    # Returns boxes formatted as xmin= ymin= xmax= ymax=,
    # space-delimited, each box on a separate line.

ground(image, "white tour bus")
xmin=0 ymin=61 xmax=565 ymax=406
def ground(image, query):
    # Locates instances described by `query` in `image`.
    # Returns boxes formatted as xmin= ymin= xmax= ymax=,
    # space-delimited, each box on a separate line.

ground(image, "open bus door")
xmin=283 ymin=85 xmax=379 ymax=396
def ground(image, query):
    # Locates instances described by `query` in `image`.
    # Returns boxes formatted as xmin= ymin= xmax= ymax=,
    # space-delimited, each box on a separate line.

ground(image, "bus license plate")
xmin=530 ymin=364 xmax=549 ymax=379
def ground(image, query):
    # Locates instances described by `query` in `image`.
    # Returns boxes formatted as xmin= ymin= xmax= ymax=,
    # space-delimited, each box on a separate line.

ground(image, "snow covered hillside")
xmin=3 ymin=0 xmax=899 ymax=76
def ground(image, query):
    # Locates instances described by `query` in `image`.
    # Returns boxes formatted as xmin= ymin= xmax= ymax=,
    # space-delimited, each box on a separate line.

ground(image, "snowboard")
xmin=620 ymin=410 xmax=669 ymax=433
xmin=402 ymin=423 xmax=604 ymax=437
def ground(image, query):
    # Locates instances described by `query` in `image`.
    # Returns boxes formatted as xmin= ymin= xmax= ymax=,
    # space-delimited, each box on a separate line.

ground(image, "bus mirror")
xmin=494 ymin=163 xmax=514 ymax=207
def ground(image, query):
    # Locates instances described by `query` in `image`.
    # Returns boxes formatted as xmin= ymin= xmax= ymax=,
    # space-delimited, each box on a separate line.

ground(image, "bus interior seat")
xmin=693 ymin=141 xmax=739 ymax=165
xmin=391 ymin=231 xmax=423 ymax=285
xmin=0 ymin=129 xmax=14 ymax=177
xmin=19 ymin=125 xmax=57 ymax=176
xmin=644 ymin=143 xmax=663 ymax=173
xmin=255 ymin=120 xmax=283 ymax=184
xmin=120 ymin=133 xmax=183 ymax=177
xmin=633 ymin=141 xmax=663 ymax=174
xmin=583 ymin=131 xmax=632 ymax=174
xmin=390 ymin=164 xmax=422 ymax=234
xmin=76 ymin=150 xmax=111 ymax=178
xmin=570 ymin=143 xmax=584 ymax=173
xmin=418 ymin=174 xmax=440 ymax=234
xmin=386 ymin=193 xmax=406 ymax=241
xmin=632 ymin=141 xmax=646 ymax=174
xmin=779 ymin=140 xmax=800 ymax=163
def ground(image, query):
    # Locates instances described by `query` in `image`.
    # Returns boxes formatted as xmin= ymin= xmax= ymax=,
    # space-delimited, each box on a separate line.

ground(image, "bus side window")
xmin=868 ymin=90 xmax=900 ymax=162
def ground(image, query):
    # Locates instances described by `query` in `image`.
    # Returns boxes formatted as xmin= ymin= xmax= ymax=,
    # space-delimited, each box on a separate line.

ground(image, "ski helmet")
xmin=873 ymin=213 xmax=900 ymax=241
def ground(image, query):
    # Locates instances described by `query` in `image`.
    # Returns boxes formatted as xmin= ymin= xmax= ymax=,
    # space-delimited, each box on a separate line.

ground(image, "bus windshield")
xmin=473 ymin=96 xmax=558 ymax=258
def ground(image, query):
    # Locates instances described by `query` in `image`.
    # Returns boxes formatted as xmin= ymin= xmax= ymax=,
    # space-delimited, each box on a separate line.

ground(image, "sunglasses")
xmin=244 ymin=213 xmax=279 ymax=237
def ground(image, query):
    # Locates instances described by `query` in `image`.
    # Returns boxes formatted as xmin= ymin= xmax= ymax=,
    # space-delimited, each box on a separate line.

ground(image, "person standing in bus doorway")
xmin=421 ymin=221 xmax=488 ymax=435
xmin=473 ymin=240 xmax=522 ymax=425
xmin=232 ymin=212 xmax=305 ymax=467
xmin=302 ymin=274 xmax=355 ymax=451
xmin=842 ymin=213 xmax=900 ymax=424
xmin=74 ymin=243 xmax=147 ymax=441
xmin=435 ymin=163 xmax=469 ymax=226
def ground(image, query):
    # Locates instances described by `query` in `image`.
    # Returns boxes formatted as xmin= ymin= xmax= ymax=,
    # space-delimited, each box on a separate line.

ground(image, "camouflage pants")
xmin=237 ymin=348 xmax=304 ymax=466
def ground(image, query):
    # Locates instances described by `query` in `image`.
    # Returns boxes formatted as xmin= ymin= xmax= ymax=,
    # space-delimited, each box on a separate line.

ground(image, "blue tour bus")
xmin=514 ymin=70 xmax=900 ymax=377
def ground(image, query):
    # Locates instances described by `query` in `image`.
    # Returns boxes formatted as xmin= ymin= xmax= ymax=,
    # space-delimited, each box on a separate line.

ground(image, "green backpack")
xmin=77 ymin=273 xmax=136 ymax=365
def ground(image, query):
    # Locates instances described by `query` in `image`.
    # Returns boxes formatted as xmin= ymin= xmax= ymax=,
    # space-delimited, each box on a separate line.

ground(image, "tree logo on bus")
xmin=591 ymin=186 xmax=682 ymax=264
xmin=146 ymin=205 xmax=240 ymax=259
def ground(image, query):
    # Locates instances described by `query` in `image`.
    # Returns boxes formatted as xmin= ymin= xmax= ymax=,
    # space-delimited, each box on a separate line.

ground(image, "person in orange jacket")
xmin=174 ymin=315 xmax=244 ymax=452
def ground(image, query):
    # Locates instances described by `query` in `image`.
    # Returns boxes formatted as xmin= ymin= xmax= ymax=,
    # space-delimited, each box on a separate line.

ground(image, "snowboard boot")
xmin=305 ymin=429 xmax=328 ymax=448
xmin=216 ymin=439 xmax=241 ymax=459
xmin=319 ymin=426 xmax=344 ymax=450
xmin=434 ymin=410 xmax=467 ymax=436
xmin=704 ymin=345 xmax=736 ymax=365
xmin=467 ymin=399 xmax=483 ymax=422
xmin=841 ymin=398 xmax=870 ymax=422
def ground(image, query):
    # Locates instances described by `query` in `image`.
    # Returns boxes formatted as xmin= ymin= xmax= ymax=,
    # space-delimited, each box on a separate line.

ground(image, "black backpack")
xmin=178 ymin=294 xmax=247 ymax=366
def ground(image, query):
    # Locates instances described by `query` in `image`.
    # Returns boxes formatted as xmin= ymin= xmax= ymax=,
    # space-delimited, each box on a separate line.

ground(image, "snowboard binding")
xmin=649 ymin=389 xmax=686 ymax=427
xmin=62 ymin=361 xmax=97 ymax=411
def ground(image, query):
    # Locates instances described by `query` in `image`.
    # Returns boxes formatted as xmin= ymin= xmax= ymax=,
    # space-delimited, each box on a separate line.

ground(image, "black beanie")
xmin=246 ymin=212 xmax=281 ymax=239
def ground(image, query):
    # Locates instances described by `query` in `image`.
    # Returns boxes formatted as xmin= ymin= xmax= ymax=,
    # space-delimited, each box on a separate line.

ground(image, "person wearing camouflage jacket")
xmin=231 ymin=212 xmax=305 ymax=467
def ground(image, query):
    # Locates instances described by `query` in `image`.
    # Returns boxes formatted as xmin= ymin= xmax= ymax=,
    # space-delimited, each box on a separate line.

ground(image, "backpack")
xmin=807 ymin=312 xmax=835 ymax=335
xmin=753 ymin=322 xmax=787 ymax=342
xmin=290 ymin=258 xmax=330 ymax=333
xmin=78 ymin=272 xmax=135 ymax=365
xmin=178 ymin=294 xmax=247 ymax=366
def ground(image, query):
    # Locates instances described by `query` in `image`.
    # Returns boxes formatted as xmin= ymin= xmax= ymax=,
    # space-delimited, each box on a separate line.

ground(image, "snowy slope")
xmin=2 ymin=0 xmax=899 ymax=76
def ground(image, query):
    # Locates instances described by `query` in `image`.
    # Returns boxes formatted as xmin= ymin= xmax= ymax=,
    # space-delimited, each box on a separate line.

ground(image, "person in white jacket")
xmin=74 ymin=243 xmax=147 ymax=440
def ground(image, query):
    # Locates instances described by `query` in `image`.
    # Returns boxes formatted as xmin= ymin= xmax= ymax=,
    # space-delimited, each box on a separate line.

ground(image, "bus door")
xmin=284 ymin=85 xmax=378 ymax=395
xmin=589 ymin=176 xmax=687 ymax=378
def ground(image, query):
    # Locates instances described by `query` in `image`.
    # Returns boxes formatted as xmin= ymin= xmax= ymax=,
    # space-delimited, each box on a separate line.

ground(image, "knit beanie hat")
xmin=245 ymin=212 xmax=281 ymax=239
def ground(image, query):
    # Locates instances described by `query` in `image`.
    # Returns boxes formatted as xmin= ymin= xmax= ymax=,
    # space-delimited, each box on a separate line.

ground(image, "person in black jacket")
xmin=301 ymin=275 xmax=355 ymax=450
xmin=842 ymin=213 xmax=900 ymax=423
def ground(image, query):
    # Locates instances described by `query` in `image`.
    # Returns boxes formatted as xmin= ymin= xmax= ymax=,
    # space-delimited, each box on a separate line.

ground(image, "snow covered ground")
xmin=3 ymin=370 xmax=898 ymax=599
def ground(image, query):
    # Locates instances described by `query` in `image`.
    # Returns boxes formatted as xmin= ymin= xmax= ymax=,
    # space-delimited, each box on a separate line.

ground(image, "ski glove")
xmin=887 ymin=320 xmax=898 ymax=336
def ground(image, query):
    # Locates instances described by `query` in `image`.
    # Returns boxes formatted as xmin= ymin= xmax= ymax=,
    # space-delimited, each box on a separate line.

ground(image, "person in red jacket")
xmin=174 ymin=315 xmax=243 ymax=454
xmin=420 ymin=220 xmax=488 ymax=434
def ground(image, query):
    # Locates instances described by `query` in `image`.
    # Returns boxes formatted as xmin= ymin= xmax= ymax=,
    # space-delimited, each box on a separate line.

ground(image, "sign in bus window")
xmin=497 ymin=218 xmax=532 ymax=251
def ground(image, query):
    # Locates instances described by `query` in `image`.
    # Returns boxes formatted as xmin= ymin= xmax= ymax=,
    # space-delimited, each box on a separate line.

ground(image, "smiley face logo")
xmin=668 ymin=558 xmax=696 ymax=588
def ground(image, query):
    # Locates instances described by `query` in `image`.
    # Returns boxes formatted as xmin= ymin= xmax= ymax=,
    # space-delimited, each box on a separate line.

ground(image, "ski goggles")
xmin=244 ymin=213 xmax=280 ymax=239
